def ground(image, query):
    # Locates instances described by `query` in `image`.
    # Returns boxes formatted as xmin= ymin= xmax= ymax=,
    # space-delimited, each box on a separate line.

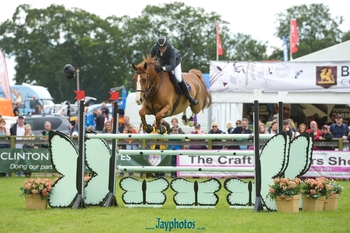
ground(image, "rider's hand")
xmin=155 ymin=66 xmax=163 ymax=73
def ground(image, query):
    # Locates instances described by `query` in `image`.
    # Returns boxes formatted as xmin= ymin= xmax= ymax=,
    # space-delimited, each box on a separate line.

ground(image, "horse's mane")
xmin=141 ymin=55 xmax=158 ymax=67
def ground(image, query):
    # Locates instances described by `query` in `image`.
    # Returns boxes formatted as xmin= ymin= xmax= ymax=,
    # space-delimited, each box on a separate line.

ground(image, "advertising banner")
xmin=210 ymin=61 xmax=350 ymax=93
xmin=177 ymin=150 xmax=350 ymax=178
xmin=0 ymin=149 xmax=172 ymax=172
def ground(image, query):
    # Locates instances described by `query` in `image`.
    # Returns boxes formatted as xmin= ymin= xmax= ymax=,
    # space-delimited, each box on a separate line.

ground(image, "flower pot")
xmin=25 ymin=194 xmax=47 ymax=210
xmin=302 ymin=195 xmax=325 ymax=212
xmin=324 ymin=194 xmax=340 ymax=211
xmin=275 ymin=195 xmax=300 ymax=213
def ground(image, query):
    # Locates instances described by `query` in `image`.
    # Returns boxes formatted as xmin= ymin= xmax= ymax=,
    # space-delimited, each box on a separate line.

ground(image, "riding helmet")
xmin=157 ymin=36 xmax=168 ymax=49
xmin=64 ymin=64 xmax=76 ymax=79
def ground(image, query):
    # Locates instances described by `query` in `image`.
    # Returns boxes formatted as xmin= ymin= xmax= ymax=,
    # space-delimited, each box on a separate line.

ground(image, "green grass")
xmin=1 ymin=176 xmax=349 ymax=233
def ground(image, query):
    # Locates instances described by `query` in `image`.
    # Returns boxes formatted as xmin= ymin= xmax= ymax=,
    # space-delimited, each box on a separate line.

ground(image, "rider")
xmin=150 ymin=36 xmax=198 ymax=106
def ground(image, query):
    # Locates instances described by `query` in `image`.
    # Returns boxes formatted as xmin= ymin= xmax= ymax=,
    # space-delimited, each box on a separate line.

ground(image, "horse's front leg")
xmin=139 ymin=105 xmax=153 ymax=133
xmin=181 ymin=110 xmax=188 ymax=125
xmin=155 ymin=105 xmax=171 ymax=135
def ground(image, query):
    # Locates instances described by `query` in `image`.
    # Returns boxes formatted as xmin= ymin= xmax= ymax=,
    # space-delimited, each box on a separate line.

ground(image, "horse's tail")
xmin=189 ymin=69 xmax=212 ymax=109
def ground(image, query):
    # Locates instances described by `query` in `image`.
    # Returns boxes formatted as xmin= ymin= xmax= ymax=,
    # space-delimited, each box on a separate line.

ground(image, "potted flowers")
xmin=267 ymin=177 xmax=302 ymax=213
xmin=324 ymin=179 xmax=343 ymax=210
xmin=21 ymin=178 xmax=53 ymax=210
xmin=301 ymin=177 xmax=332 ymax=211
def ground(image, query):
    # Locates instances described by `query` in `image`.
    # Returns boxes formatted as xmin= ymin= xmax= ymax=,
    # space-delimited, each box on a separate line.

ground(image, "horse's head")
xmin=131 ymin=56 xmax=159 ymax=105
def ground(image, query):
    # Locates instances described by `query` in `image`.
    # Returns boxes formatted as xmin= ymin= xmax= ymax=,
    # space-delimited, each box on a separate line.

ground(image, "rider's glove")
xmin=155 ymin=66 xmax=163 ymax=73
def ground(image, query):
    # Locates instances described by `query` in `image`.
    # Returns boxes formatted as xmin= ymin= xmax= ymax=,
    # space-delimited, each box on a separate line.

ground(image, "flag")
xmin=282 ymin=36 xmax=288 ymax=62
xmin=0 ymin=50 xmax=11 ymax=100
xmin=290 ymin=19 xmax=298 ymax=54
xmin=216 ymin=21 xmax=223 ymax=56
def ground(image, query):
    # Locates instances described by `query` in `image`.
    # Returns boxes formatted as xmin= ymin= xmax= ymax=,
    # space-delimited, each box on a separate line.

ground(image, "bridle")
xmin=135 ymin=66 xmax=162 ymax=99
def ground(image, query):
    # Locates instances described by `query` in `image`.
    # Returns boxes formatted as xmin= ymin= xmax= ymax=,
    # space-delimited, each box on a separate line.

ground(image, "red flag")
xmin=216 ymin=22 xmax=223 ymax=56
xmin=74 ymin=90 xmax=85 ymax=100
xmin=109 ymin=91 xmax=119 ymax=101
xmin=290 ymin=19 xmax=298 ymax=54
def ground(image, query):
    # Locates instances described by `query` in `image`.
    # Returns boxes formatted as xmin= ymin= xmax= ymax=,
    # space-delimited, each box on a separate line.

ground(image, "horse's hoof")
xmin=188 ymin=121 xmax=194 ymax=127
xmin=181 ymin=115 xmax=188 ymax=125
xmin=145 ymin=124 xmax=153 ymax=133
xmin=159 ymin=126 xmax=166 ymax=135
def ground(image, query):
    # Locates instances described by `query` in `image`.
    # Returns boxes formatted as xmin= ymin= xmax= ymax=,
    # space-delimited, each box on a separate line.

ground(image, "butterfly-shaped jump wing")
xmin=48 ymin=130 xmax=78 ymax=208
xmin=171 ymin=178 xmax=221 ymax=206
xmin=120 ymin=177 xmax=169 ymax=205
xmin=84 ymin=138 xmax=111 ymax=205
xmin=284 ymin=133 xmax=312 ymax=178
xmin=224 ymin=178 xmax=255 ymax=206
xmin=260 ymin=132 xmax=289 ymax=210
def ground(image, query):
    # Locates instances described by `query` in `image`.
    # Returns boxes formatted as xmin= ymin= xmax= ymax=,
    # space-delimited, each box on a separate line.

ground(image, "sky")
xmin=1 ymin=0 xmax=349 ymax=85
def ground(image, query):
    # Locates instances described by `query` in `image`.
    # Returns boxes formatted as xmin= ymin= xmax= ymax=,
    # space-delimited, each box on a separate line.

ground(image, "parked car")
xmin=23 ymin=115 xmax=71 ymax=136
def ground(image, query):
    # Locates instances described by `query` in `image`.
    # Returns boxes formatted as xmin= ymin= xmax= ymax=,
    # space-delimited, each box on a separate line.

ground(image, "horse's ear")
xmin=143 ymin=63 xmax=147 ymax=70
xmin=132 ymin=63 xmax=136 ymax=70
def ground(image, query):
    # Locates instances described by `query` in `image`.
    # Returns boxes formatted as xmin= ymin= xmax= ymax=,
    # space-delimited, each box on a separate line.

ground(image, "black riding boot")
xmin=179 ymin=80 xmax=198 ymax=106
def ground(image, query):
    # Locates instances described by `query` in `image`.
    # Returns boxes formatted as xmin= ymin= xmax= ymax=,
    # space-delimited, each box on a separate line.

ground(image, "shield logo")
xmin=148 ymin=155 xmax=162 ymax=166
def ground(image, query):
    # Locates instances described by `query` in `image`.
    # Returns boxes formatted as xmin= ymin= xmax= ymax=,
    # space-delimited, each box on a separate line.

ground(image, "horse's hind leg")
xmin=188 ymin=113 xmax=195 ymax=127
xmin=181 ymin=110 xmax=188 ymax=125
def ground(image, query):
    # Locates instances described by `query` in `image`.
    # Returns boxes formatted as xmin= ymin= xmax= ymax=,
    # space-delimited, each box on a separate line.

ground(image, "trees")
xmin=273 ymin=3 xmax=344 ymax=59
xmin=0 ymin=3 xmax=346 ymax=102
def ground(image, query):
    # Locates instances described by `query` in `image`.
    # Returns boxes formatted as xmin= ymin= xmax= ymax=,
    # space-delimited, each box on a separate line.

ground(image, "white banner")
xmin=209 ymin=61 xmax=350 ymax=93
xmin=177 ymin=150 xmax=350 ymax=178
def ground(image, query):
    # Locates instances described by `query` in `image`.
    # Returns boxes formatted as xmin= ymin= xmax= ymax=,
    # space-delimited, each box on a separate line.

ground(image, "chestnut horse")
xmin=131 ymin=55 xmax=212 ymax=134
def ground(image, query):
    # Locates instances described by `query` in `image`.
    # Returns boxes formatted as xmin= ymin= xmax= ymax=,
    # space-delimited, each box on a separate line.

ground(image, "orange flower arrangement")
xmin=267 ymin=177 xmax=302 ymax=201
xmin=301 ymin=177 xmax=333 ymax=199
xmin=21 ymin=178 xmax=53 ymax=199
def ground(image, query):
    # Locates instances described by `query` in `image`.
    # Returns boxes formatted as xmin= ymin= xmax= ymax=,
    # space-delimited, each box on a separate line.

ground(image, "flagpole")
xmin=216 ymin=21 xmax=219 ymax=61
xmin=290 ymin=19 xmax=293 ymax=61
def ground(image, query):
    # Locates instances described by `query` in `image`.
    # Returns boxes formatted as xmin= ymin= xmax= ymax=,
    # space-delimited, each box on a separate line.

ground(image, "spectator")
xmin=226 ymin=121 xmax=234 ymax=134
xmin=150 ymin=123 xmax=168 ymax=178
xmin=330 ymin=114 xmax=348 ymax=138
xmin=10 ymin=116 xmax=26 ymax=177
xmin=86 ymin=126 xmax=95 ymax=133
xmin=231 ymin=118 xmax=252 ymax=150
xmin=100 ymin=102 xmax=110 ymax=121
xmin=189 ymin=123 xmax=206 ymax=149
xmin=102 ymin=121 xmax=113 ymax=134
xmin=168 ymin=127 xmax=182 ymax=178
xmin=170 ymin=117 xmax=184 ymax=134
xmin=95 ymin=110 xmax=105 ymax=133
xmin=319 ymin=125 xmax=334 ymax=150
xmin=118 ymin=116 xmax=130 ymax=133
xmin=283 ymin=119 xmax=295 ymax=139
xmin=266 ymin=114 xmax=278 ymax=129
xmin=0 ymin=117 xmax=10 ymax=177
xmin=13 ymin=102 xmax=20 ymax=116
xmin=295 ymin=123 xmax=307 ymax=137
xmin=208 ymin=121 xmax=224 ymax=149
xmin=69 ymin=118 xmax=79 ymax=136
xmin=259 ymin=123 xmax=267 ymax=134
xmin=120 ymin=124 xmax=138 ymax=177
xmin=41 ymin=121 xmax=51 ymax=149
xmin=266 ymin=121 xmax=278 ymax=135
xmin=235 ymin=120 xmax=242 ymax=128
xmin=23 ymin=124 xmax=36 ymax=177
xmin=306 ymin=121 xmax=322 ymax=149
